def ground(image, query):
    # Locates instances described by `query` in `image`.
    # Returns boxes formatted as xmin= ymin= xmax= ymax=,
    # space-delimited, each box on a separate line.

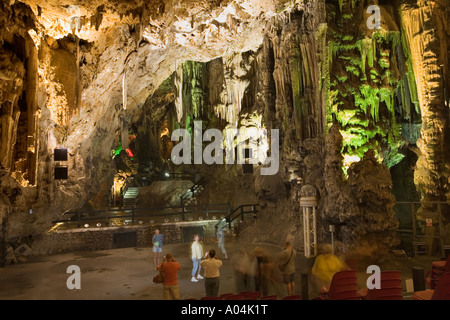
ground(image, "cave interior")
xmin=1 ymin=0 xmax=450 ymax=291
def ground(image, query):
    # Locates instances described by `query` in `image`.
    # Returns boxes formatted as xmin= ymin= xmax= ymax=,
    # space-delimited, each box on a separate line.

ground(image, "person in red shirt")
xmin=158 ymin=252 xmax=181 ymax=300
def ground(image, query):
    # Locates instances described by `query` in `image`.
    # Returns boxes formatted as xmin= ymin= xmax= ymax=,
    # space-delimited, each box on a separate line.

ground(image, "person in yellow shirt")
xmin=312 ymin=244 xmax=348 ymax=291
xmin=200 ymin=249 xmax=223 ymax=297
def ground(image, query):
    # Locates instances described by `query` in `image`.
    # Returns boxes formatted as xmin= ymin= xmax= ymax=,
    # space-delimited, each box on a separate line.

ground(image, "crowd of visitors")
xmin=151 ymin=229 xmax=319 ymax=300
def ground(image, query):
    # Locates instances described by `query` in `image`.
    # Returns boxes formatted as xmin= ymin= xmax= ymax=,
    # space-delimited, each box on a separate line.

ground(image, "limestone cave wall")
xmin=0 ymin=0 xmax=449 ymax=263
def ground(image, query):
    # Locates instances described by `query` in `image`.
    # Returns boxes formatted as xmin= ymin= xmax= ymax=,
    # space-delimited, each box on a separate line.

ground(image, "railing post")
xmin=182 ymin=200 xmax=186 ymax=221
xmin=240 ymin=206 xmax=244 ymax=221
xmin=411 ymin=202 xmax=417 ymax=257
xmin=301 ymin=273 xmax=309 ymax=300
xmin=206 ymin=203 xmax=209 ymax=219
xmin=132 ymin=207 xmax=135 ymax=225
xmin=227 ymin=202 xmax=231 ymax=230
xmin=77 ymin=211 xmax=81 ymax=228
xmin=412 ymin=267 xmax=426 ymax=291
xmin=105 ymin=208 xmax=109 ymax=227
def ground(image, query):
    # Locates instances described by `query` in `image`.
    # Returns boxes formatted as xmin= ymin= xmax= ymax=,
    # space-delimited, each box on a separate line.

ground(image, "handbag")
xmin=153 ymin=263 xmax=165 ymax=283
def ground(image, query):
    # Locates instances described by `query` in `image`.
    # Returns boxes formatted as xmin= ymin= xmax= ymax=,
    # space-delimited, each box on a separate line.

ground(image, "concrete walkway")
xmin=0 ymin=237 xmax=441 ymax=300
xmin=0 ymin=239 xmax=308 ymax=300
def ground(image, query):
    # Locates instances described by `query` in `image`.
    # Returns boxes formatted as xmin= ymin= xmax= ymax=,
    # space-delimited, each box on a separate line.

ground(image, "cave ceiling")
xmin=1 ymin=0 xmax=449 ymax=254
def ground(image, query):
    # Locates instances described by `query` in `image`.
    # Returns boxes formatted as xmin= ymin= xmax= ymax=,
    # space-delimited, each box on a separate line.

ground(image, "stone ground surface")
xmin=0 ymin=237 xmax=442 ymax=300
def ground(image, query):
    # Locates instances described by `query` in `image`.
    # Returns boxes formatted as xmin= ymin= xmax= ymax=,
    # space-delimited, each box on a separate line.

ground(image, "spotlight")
xmin=84 ymin=224 xmax=89 ymax=228
xmin=165 ymin=172 xmax=170 ymax=177
xmin=96 ymin=223 xmax=101 ymax=227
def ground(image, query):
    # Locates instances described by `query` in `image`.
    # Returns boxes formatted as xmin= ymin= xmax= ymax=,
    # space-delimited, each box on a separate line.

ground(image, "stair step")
xmin=124 ymin=187 xmax=139 ymax=198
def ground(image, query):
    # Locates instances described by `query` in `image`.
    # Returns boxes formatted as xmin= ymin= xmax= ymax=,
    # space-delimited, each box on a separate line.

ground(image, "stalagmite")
xmin=0 ymin=0 xmax=448 ymax=269
xmin=122 ymin=69 xmax=127 ymax=110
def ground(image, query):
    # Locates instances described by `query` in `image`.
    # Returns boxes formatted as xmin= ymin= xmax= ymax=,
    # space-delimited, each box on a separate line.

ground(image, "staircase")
xmin=182 ymin=185 xmax=205 ymax=206
xmin=181 ymin=177 xmax=205 ymax=206
xmin=123 ymin=187 xmax=139 ymax=207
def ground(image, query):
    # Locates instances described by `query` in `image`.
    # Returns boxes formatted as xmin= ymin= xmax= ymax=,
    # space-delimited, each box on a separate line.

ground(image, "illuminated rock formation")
xmin=0 ymin=0 xmax=449 ymax=263
xmin=400 ymin=1 xmax=450 ymax=219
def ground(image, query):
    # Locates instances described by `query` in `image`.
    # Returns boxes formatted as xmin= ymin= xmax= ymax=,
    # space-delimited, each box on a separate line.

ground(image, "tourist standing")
xmin=200 ymin=249 xmax=223 ymax=297
xmin=190 ymin=234 xmax=204 ymax=282
xmin=158 ymin=252 xmax=181 ymax=300
xmin=216 ymin=228 xmax=228 ymax=259
xmin=231 ymin=248 xmax=252 ymax=293
xmin=152 ymin=229 xmax=164 ymax=270
xmin=278 ymin=241 xmax=296 ymax=296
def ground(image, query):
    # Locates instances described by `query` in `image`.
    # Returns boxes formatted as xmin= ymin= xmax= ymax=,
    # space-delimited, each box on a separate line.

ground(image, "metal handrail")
xmin=215 ymin=203 xmax=259 ymax=232
xmin=164 ymin=172 xmax=196 ymax=181
xmin=52 ymin=202 xmax=231 ymax=228
xmin=394 ymin=201 xmax=447 ymax=258
xmin=180 ymin=177 xmax=205 ymax=203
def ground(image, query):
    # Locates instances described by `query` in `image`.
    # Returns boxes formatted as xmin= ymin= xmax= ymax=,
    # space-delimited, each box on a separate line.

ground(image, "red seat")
xmin=261 ymin=295 xmax=277 ymax=300
xmin=426 ymin=255 xmax=449 ymax=289
xmin=431 ymin=272 xmax=450 ymax=300
xmin=320 ymin=270 xmax=359 ymax=300
xmin=224 ymin=294 xmax=244 ymax=300
xmin=282 ymin=295 xmax=302 ymax=300
xmin=358 ymin=270 xmax=403 ymax=300
xmin=201 ymin=296 xmax=222 ymax=300
xmin=412 ymin=290 xmax=434 ymax=300
xmin=413 ymin=272 xmax=450 ymax=300
xmin=240 ymin=291 xmax=262 ymax=300
xmin=219 ymin=293 xmax=234 ymax=299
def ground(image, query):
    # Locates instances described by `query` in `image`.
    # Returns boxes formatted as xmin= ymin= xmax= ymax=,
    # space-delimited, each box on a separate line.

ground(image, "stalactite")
xmin=288 ymin=36 xmax=303 ymax=140
xmin=326 ymin=6 xmax=408 ymax=169
xmin=221 ymin=52 xmax=250 ymax=124
xmin=122 ymin=69 xmax=127 ymax=110
xmin=172 ymin=60 xmax=207 ymax=126
xmin=76 ymin=35 xmax=81 ymax=114
xmin=173 ymin=64 xmax=183 ymax=123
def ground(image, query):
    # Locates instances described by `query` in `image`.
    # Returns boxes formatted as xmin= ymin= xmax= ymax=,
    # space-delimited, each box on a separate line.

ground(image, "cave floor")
xmin=0 ymin=238 xmax=442 ymax=300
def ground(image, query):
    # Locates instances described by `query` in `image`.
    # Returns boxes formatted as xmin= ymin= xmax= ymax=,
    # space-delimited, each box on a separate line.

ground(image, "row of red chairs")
xmin=186 ymin=291 xmax=301 ymax=300
xmin=316 ymin=270 xmax=404 ymax=300
xmin=321 ymin=255 xmax=450 ymax=300
xmin=186 ymin=259 xmax=450 ymax=301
